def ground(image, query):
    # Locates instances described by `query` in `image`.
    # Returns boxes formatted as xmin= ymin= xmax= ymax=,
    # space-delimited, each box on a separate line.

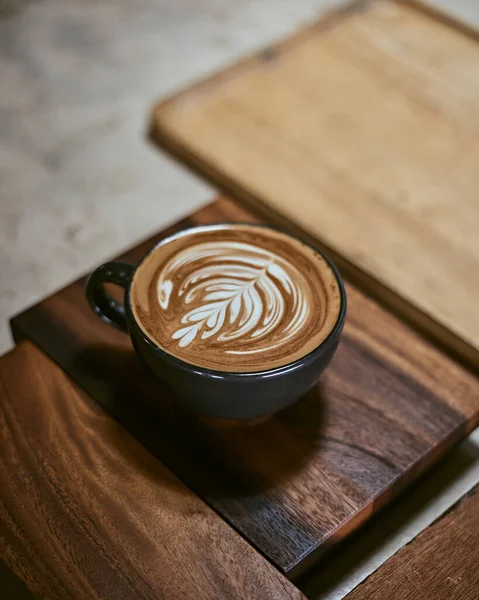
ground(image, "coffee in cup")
xmin=131 ymin=224 xmax=341 ymax=373
xmin=86 ymin=223 xmax=346 ymax=419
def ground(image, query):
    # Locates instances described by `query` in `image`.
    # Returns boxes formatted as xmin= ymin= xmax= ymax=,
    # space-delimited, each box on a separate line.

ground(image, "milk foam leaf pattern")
xmin=158 ymin=242 xmax=310 ymax=354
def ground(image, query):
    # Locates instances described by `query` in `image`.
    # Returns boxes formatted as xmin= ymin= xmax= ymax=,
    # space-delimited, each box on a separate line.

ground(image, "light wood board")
xmin=152 ymin=0 xmax=479 ymax=371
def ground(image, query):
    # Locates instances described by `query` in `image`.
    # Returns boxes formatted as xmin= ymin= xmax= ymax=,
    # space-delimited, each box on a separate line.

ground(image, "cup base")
xmin=198 ymin=414 xmax=273 ymax=428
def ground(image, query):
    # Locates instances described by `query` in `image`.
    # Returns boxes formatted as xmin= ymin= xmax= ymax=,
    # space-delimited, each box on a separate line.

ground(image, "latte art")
xmin=131 ymin=224 xmax=342 ymax=373
xmin=157 ymin=242 xmax=309 ymax=354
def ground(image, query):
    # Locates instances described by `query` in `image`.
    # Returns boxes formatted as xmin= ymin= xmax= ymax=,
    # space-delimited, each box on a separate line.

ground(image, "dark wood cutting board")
xmin=0 ymin=342 xmax=303 ymax=600
xmin=11 ymin=197 xmax=479 ymax=578
xmin=343 ymin=484 xmax=479 ymax=600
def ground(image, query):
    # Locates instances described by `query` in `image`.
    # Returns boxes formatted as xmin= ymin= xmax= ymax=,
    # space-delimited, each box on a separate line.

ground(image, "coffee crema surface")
xmin=131 ymin=225 xmax=342 ymax=372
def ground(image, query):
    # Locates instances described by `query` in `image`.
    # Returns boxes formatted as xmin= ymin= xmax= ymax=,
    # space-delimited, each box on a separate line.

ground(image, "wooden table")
xmin=0 ymin=342 xmax=304 ymax=599
xmin=4 ymin=1 xmax=479 ymax=594
xmin=343 ymin=485 xmax=479 ymax=600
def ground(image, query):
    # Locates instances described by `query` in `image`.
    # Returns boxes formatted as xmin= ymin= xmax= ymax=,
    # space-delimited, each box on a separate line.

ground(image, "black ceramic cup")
xmin=86 ymin=224 xmax=347 ymax=420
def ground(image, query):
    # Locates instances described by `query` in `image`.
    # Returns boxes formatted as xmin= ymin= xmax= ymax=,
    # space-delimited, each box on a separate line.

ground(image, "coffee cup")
xmin=86 ymin=223 xmax=346 ymax=419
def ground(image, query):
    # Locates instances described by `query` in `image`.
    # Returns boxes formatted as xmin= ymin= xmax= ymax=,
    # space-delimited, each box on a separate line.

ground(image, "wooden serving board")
xmin=0 ymin=342 xmax=303 ymax=600
xmin=343 ymin=484 xmax=479 ymax=600
xmin=11 ymin=197 xmax=479 ymax=578
xmin=151 ymin=0 xmax=479 ymax=371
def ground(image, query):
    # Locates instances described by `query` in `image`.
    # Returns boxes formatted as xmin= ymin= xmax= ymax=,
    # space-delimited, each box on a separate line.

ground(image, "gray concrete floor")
xmin=1 ymin=1 xmax=479 ymax=599
xmin=0 ymin=0 xmax=342 ymax=354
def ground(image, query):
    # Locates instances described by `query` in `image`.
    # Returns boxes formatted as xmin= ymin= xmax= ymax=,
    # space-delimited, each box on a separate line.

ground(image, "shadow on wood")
xmin=72 ymin=342 xmax=324 ymax=498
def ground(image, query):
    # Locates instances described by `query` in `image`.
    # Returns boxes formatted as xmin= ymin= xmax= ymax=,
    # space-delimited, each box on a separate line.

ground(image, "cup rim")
xmin=125 ymin=222 xmax=347 ymax=378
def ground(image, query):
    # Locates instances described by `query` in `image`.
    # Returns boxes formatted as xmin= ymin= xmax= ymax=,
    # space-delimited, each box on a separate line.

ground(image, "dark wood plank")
xmin=11 ymin=197 xmax=479 ymax=578
xmin=343 ymin=484 xmax=479 ymax=600
xmin=0 ymin=342 xmax=304 ymax=600
xmin=150 ymin=0 xmax=479 ymax=373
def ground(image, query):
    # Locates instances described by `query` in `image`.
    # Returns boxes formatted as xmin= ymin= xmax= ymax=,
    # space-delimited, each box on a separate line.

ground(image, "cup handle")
xmin=86 ymin=261 xmax=134 ymax=333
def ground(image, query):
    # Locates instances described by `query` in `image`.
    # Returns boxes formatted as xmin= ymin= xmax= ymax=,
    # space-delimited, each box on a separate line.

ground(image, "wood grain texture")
xmin=11 ymin=197 xmax=479 ymax=578
xmin=0 ymin=342 xmax=304 ymax=600
xmin=344 ymin=485 xmax=479 ymax=599
xmin=151 ymin=0 xmax=479 ymax=371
